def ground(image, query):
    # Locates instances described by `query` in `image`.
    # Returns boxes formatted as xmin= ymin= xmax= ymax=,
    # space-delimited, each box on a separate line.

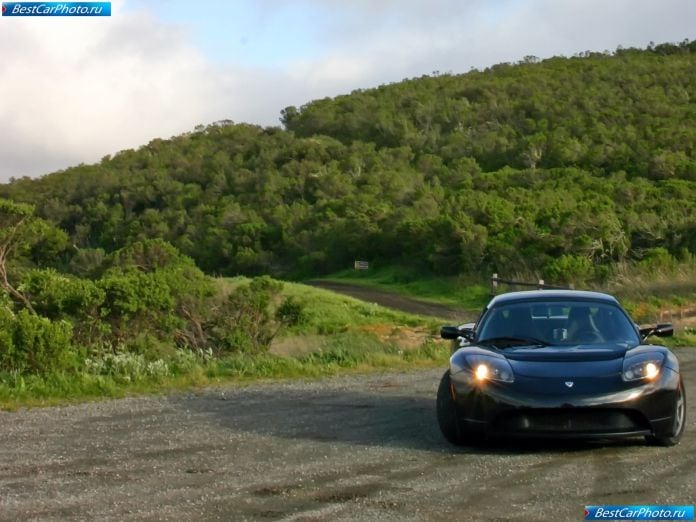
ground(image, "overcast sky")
xmin=1 ymin=0 xmax=694 ymax=182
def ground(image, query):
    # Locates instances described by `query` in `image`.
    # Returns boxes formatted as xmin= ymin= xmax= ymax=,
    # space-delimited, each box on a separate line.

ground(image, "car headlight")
xmin=452 ymin=354 xmax=514 ymax=383
xmin=622 ymin=352 xmax=665 ymax=382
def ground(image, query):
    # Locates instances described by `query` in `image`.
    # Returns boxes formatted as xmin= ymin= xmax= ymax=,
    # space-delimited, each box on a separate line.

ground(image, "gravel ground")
xmin=0 ymin=348 xmax=694 ymax=521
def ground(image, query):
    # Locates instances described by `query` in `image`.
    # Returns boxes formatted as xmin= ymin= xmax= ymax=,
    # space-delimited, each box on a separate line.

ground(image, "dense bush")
xmin=206 ymin=276 xmax=303 ymax=355
xmin=276 ymin=296 xmax=306 ymax=327
xmin=542 ymin=255 xmax=594 ymax=286
xmin=0 ymin=309 xmax=75 ymax=374
xmin=98 ymin=269 xmax=177 ymax=336
xmin=21 ymin=269 xmax=105 ymax=319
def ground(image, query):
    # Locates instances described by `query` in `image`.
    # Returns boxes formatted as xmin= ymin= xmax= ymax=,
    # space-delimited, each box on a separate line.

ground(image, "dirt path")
xmin=306 ymin=280 xmax=477 ymax=322
xmin=0 ymin=349 xmax=694 ymax=521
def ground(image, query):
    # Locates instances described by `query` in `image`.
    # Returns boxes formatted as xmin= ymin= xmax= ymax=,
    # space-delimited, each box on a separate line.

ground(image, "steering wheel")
xmin=572 ymin=329 xmax=603 ymax=343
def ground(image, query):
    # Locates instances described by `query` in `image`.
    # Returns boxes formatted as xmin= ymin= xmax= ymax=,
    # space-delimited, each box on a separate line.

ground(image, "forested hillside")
xmin=283 ymin=44 xmax=696 ymax=178
xmin=2 ymin=41 xmax=695 ymax=283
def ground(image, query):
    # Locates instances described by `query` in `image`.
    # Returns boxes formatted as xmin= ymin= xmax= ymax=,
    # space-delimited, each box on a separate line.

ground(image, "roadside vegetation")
xmin=0 ymin=333 xmax=448 ymax=410
xmin=0 ymin=248 xmax=445 ymax=409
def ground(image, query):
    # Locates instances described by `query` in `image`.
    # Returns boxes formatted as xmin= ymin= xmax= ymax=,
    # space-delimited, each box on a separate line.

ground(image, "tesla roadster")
xmin=437 ymin=290 xmax=686 ymax=446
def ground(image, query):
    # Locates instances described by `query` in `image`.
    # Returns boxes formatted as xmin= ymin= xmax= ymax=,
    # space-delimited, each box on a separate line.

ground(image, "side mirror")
xmin=654 ymin=323 xmax=674 ymax=337
xmin=440 ymin=325 xmax=474 ymax=341
xmin=639 ymin=323 xmax=674 ymax=341
xmin=440 ymin=326 xmax=460 ymax=339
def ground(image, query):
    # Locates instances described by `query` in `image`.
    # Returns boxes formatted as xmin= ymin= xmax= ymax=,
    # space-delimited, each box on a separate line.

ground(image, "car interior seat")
xmin=566 ymin=306 xmax=602 ymax=343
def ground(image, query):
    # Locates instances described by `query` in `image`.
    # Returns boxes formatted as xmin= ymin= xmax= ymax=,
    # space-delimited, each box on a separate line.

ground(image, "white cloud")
xmin=0 ymin=1 xmax=273 ymax=181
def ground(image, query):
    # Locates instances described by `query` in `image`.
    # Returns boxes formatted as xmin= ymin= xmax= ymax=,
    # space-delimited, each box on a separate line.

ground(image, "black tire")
xmin=646 ymin=377 xmax=686 ymax=447
xmin=437 ymin=371 xmax=464 ymax=445
xmin=437 ymin=370 xmax=487 ymax=446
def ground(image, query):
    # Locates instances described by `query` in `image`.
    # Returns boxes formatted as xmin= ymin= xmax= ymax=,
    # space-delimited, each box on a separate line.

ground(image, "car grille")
xmin=492 ymin=408 xmax=649 ymax=434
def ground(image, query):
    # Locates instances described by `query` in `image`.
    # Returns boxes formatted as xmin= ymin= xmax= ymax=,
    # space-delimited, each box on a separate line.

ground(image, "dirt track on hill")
xmin=306 ymin=280 xmax=477 ymax=322
xmin=1 ymin=349 xmax=694 ymax=521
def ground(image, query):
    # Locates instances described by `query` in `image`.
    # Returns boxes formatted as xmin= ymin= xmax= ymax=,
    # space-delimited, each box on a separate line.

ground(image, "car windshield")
xmin=476 ymin=300 xmax=640 ymax=347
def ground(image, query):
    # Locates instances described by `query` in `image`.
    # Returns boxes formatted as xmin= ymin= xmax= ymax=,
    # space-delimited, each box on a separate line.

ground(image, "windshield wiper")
xmin=478 ymin=336 xmax=550 ymax=348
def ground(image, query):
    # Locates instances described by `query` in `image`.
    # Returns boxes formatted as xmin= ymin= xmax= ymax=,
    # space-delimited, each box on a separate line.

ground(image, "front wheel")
xmin=437 ymin=370 xmax=484 ymax=445
xmin=437 ymin=371 xmax=464 ymax=445
xmin=646 ymin=377 xmax=686 ymax=447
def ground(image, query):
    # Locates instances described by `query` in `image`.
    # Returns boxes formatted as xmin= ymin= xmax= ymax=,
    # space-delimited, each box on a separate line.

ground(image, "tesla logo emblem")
xmin=565 ymin=381 xmax=574 ymax=388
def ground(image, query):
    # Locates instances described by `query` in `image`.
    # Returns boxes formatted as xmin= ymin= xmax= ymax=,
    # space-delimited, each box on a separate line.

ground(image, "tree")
xmin=0 ymin=199 xmax=37 ymax=312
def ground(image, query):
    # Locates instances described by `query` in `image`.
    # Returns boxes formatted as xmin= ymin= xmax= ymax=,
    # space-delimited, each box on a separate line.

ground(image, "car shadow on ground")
xmin=172 ymin=385 xmax=648 ymax=456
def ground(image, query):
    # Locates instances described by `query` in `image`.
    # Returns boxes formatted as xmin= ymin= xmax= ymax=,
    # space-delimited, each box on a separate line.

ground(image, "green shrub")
xmin=98 ymin=269 xmax=178 ymax=341
xmin=21 ymin=268 xmax=105 ymax=319
xmin=543 ymin=254 xmax=594 ymax=285
xmin=275 ymin=296 xmax=306 ymax=326
xmin=207 ymin=276 xmax=285 ymax=355
xmin=20 ymin=270 xmax=109 ymax=347
xmin=106 ymin=238 xmax=196 ymax=273
xmin=0 ymin=310 xmax=75 ymax=374
xmin=99 ymin=269 xmax=175 ymax=316
xmin=638 ymin=247 xmax=676 ymax=272
xmin=95 ymin=241 xmax=215 ymax=350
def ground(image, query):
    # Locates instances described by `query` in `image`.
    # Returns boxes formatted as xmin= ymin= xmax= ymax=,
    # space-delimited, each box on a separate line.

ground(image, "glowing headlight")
xmin=450 ymin=352 xmax=515 ymax=383
xmin=622 ymin=353 xmax=664 ymax=382
xmin=458 ymin=355 xmax=514 ymax=383
xmin=475 ymin=364 xmax=489 ymax=381
xmin=645 ymin=362 xmax=659 ymax=379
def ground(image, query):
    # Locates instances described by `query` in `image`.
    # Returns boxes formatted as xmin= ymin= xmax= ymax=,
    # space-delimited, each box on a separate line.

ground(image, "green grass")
xmin=316 ymin=265 xmax=490 ymax=312
xmin=0 ymin=334 xmax=449 ymax=410
xmin=283 ymin=278 xmax=444 ymax=333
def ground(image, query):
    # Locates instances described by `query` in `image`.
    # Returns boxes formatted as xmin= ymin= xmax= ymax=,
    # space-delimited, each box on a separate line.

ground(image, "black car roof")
xmin=488 ymin=289 xmax=619 ymax=307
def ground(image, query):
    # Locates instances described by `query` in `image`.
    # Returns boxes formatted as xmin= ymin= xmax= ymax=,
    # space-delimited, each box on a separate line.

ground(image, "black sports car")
xmin=437 ymin=290 xmax=686 ymax=446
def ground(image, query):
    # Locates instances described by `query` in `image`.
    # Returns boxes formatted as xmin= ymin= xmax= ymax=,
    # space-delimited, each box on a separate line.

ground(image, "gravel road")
xmin=1 ymin=348 xmax=693 ymax=521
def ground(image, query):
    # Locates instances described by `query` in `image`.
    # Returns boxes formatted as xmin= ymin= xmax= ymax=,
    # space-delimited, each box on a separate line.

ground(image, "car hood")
xmin=498 ymin=344 xmax=629 ymax=378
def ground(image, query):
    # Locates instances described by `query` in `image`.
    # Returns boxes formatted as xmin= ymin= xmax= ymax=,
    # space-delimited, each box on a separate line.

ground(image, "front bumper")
xmin=449 ymin=367 xmax=681 ymax=439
